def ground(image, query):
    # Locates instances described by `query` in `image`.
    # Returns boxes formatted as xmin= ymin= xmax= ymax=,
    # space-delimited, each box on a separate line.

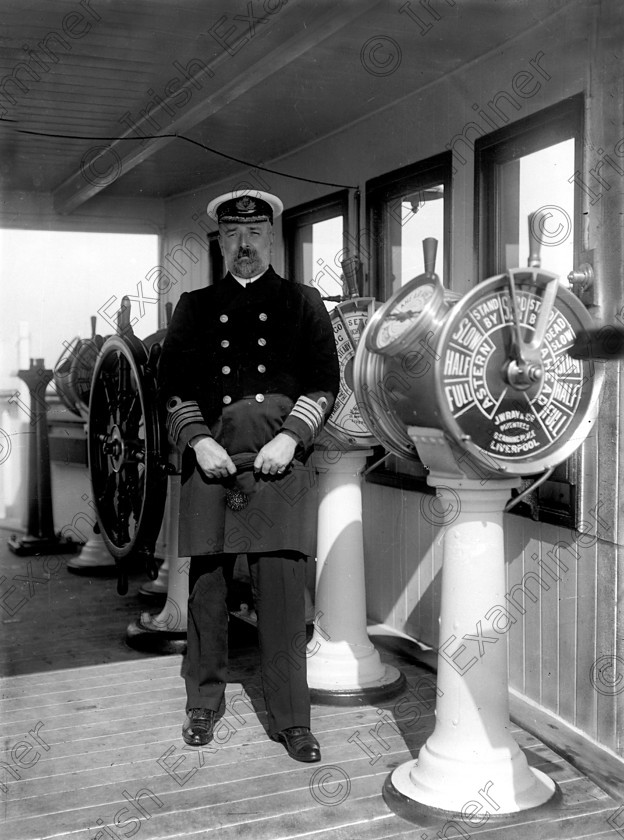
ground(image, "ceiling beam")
xmin=53 ymin=0 xmax=383 ymax=214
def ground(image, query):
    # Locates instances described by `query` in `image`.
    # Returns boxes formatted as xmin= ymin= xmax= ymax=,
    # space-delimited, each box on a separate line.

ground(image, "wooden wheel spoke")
xmin=114 ymin=354 xmax=131 ymax=423
xmin=122 ymin=390 xmax=140 ymax=422
xmin=113 ymin=467 xmax=136 ymax=545
xmin=122 ymin=463 xmax=145 ymax=520
xmin=120 ymin=393 xmax=142 ymax=438
xmin=97 ymin=471 xmax=121 ymax=543
xmin=101 ymin=370 xmax=121 ymax=419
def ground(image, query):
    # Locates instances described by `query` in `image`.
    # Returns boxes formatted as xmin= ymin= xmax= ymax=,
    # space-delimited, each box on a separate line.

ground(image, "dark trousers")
xmin=184 ymin=551 xmax=310 ymax=737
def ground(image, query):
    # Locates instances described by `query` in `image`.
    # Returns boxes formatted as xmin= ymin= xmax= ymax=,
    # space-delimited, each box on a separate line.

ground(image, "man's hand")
xmin=254 ymin=432 xmax=297 ymax=476
xmin=192 ymin=437 xmax=237 ymax=480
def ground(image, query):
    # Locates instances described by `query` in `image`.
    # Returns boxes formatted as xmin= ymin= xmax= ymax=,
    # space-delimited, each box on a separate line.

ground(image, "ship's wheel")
xmin=88 ymin=332 xmax=168 ymax=593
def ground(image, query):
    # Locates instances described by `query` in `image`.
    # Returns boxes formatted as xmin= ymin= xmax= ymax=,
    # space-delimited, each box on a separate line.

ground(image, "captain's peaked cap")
xmin=207 ymin=190 xmax=283 ymax=224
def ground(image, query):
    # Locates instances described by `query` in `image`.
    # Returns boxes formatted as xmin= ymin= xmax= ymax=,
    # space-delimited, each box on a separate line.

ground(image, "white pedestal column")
xmin=307 ymin=449 xmax=404 ymax=702
xmin=139 ymin=554 xmax=169 ymax=597
xmin=67 ymin=530 xmax=115 ymax=571
xmin=126 ymin=475 xmax=188 ymax=653
xmin=385 ymin=475 xmax=558 ymax=816
xmin=66 ymin=419 xmax=115 ymax=571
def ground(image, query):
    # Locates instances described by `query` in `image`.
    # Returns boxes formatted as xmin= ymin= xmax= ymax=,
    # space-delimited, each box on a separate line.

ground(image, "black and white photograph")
xmin=1 ymin=1 xmax=623 ymax=838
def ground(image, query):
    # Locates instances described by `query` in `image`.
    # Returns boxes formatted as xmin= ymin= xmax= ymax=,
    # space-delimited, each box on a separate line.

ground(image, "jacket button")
xmin=258 ymin=337 xmax=266 ymax=347
xmin=259 ymin=313 xmax=268 ymax=321
xmin=221 ymin=339 xmax=229 ymax=348
xmin=255 ymin=394 xmax=265 ymax=403
xmin=257 ymin=364 xmax=266 ymax=373
xmin=219 ymin=314 xmax=228 ymax=323
xmin=222 ymin=366 xmax=231 ymax=375
xmin=223 ymin=395 xmax=232 ymax=405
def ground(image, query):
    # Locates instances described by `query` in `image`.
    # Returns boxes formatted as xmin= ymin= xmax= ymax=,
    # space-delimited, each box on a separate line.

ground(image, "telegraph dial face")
xmin=373 ymin=283 xmax=436 ymax=349
xmin=326 ymin=298 xmax=378 ymax=448
xmin=366 ymin=274 xmax=445 ymax=357
xmin=435 ymin=270 xmax=603 ymax=473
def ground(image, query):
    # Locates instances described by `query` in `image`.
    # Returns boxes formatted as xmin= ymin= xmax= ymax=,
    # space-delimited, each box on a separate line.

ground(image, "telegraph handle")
xmin=505 ymin=209 xmax=560 ymax=373
xmin=527 ymin=210 xmax=544 ymax=268
xmin=423 ymin=237 xmax=438 ymax=276
xmin=118 ymin=295 xmax=132 ymax=336
xmin=506 ymin=275 xmax=528 ymax=364
xmin=341 ymin=256 xmax=361 ymax=298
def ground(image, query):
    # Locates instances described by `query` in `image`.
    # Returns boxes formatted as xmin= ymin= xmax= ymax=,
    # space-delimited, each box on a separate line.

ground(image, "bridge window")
xmin=367 ymin=152 xmax=452 ymax=302
xmin=282 ymin=192 xmax=348 ymax=312
xmin=476 ymin=95 xmax=581 ymax=282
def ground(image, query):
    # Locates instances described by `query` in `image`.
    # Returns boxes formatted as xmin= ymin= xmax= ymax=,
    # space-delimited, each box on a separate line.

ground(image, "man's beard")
xmin=232 ymin=249 xmax=265 ymax=278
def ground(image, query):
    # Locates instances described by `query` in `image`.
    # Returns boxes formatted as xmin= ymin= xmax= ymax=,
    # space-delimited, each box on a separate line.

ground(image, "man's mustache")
xmin=237 ymin=247 xmax=257 ymax=259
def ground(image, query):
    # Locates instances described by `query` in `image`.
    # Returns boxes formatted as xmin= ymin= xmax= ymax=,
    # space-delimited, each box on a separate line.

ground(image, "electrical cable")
xmin=11 ymin=126 xmax=359 ymax=190
xmin=504 ymin=467 xmax=554 ymax=512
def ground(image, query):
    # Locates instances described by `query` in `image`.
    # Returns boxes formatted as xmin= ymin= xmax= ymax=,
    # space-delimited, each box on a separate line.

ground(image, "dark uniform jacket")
xmin=158 ymin=266 xmax=340 ymax=557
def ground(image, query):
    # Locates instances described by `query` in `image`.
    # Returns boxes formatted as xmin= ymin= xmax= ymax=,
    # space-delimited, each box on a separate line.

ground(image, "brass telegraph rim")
xmin=352 ymin=346 xmax=419 ymax=461
xmin=364 ymin=272 xmax=446 ymax=357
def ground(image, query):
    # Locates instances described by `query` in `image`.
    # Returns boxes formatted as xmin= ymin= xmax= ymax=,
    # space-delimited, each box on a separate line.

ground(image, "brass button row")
xmin=220 ymin=338 xmax=267 ymax=348
xmin=219 ymin=312 xmax=268 ymax=323
xmin=223 ymin=393 xmax=266 ymax=404
xmin=222 ymin=364 xmax=266 ymax=375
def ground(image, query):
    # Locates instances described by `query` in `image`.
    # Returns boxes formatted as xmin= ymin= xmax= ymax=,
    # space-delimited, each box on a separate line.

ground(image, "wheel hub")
xmin=107 ymin=425 xmax=125 ymax=472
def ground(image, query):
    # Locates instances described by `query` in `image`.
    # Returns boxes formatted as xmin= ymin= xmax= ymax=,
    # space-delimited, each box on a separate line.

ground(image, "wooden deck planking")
xmin=8 ymin=770 xmax=619 ymax=840
xmin=2 ymin=654 xmax=618 ymax=840
xmin=1 ymin=533 xmax=621 ymax=840
xmin=3 ymin=704 xmax=433 ymax=812
xmin=1 ymin=707 xmax=590 ymax=804
xmin=3 ymin=729 xmax=595 ymax=815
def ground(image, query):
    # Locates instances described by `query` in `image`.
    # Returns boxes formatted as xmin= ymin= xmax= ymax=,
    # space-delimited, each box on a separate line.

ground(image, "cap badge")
xmin=235 ymin=196 xmax=256 ymax=213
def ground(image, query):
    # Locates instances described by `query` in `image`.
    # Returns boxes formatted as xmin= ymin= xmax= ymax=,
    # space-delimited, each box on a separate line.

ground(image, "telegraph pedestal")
xmin=139 ymin=556 xmax=169 ymax=599
xmin=306 ymin=295 xmax=405 ymax=703
xmin=353 ymin=231 xmax=604 ymax=819
xmin=307 ymin=448 xmax=405 ymax=703
xmin=384 ymin=469 xmax=558 ymax=817
xmin=126 ymin=474 xmax=188 ymax=654
xmin=67 ymin=530 xmax=116 ymax=573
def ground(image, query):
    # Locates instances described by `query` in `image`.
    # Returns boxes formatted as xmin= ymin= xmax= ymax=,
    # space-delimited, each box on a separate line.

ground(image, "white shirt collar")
xmin=232 ymin=271 xmax=265 ymax=287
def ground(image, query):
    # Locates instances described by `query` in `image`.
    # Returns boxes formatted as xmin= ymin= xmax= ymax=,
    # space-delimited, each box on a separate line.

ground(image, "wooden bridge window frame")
xmin=282 ymin=191 xmax=349 ymax=290
xmin=207 ymin=231 xmax=224 ymax=284
xmin=367 ymin=152 xmax=452 ymax=302
xmin=363 ymin=153 xmax=453 ymax=494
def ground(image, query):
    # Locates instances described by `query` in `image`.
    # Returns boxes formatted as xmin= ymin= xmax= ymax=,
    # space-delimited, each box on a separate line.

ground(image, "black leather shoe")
xmin=182 ymin=708 xmax=216 ymax=746
xmin=273 ymin=727 xmax=321 ymax=762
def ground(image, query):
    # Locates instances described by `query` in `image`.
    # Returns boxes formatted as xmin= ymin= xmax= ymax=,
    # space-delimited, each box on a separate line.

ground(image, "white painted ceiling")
xmin=0 ymin=0 xmax=572 ymax=214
